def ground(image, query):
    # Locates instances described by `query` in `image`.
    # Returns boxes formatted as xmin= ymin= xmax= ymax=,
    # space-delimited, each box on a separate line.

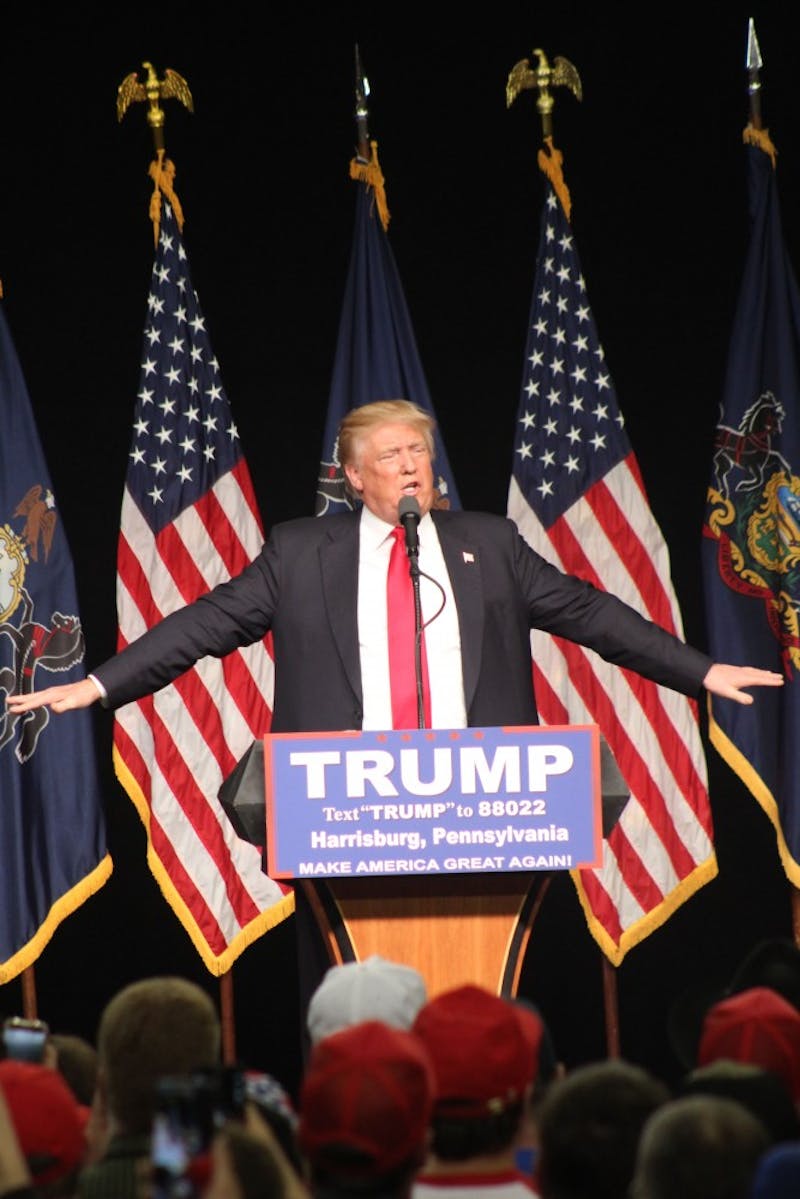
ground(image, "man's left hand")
xmin=703 ymin=663 xmax=784 ymax=705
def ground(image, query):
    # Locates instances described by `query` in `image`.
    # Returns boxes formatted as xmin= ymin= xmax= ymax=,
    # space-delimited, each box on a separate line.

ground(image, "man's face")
xmin=344 ymin=421 xmax=435 ymax=525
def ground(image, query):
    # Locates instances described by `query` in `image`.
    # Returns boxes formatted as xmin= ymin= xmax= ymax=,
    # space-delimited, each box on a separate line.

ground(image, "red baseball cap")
xmin=0 ymin=1059 xmax=87 ymax=1186
xmin=412 ymin=983 xmax=543 ymax=1117
xmin=299 ymin=1019 xmax=434 ymax=1178
xmin=698 ymin=986 xmax=800 ymax=1102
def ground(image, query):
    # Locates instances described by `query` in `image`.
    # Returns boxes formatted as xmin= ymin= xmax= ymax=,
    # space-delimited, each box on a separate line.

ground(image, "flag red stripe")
xmin=547 ymin=514 xmax=708 ymax=804
xmin=231 ymin=458 xmax=265 ymax=536
xmin=577 ymin=866 xmax=624 ymax=943
xmin=194 ymin=488 xmax=253 ymax=577
xmin=584 ymin=472 xmax=679 ymax=634
xmin=130 ymin=692 xmax=262 ymax=927
xmin=550 ymin=633 xmax=699 ymax=886
xmin=112 ymin=718 xmax=230 ymax=955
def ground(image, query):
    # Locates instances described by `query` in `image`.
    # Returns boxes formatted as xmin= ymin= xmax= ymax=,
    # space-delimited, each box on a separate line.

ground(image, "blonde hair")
xmin=337 ymin=400 xmax=436 ymax=470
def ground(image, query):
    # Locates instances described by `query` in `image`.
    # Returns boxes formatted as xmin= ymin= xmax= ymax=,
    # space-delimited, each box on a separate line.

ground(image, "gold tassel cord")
xmin=743 ymin=123 xmax=778 ymax=169
xmin=349 ymin=139 xmax=391 ymax=231
xmin=537 ymin=136 xmax=572 ymax=223
xmin=147 ymin=149 xmax=185 ymax=246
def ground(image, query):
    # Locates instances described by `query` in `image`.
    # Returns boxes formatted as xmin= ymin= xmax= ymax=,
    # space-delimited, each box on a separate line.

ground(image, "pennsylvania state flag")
xmin=0 ymin=303 xmax=111 ymax=982
xmin=315 ymin=157 xmax=460 ymax=515
xmin=702 ymin=127 xmax=800 ymax=883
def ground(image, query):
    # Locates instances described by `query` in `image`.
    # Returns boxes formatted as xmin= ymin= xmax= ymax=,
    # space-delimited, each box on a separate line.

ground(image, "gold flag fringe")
xmin=349 ymin=139 xmax=391 ymax=231
xmin=148 ymin=149 xmax=185 ymax=246
xmin=537 ymin=136 xmax=572 ymax=223
xmin=743 ymin=124 xmax=778 ymax=169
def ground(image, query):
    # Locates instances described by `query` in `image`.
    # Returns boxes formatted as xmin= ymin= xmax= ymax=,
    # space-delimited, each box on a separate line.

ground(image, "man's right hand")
xmin=5 ymin=677 xmax=103 ymax=714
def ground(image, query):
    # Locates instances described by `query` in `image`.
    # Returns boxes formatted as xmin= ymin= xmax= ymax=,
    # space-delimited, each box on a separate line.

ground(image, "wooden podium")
xmin=219 ymin=730 xmax=625 ymax=1001
xmin=297 ymin=872 xmax=548 ymax=999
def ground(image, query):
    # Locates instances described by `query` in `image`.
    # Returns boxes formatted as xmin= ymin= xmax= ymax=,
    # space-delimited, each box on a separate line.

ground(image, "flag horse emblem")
xmin=706 ymin=390 xmax=800 ymax=673
xmin=0 ymin=523 xmax=86 ymax=762
xmin=712 ymin=390 xmax=788 ymax=494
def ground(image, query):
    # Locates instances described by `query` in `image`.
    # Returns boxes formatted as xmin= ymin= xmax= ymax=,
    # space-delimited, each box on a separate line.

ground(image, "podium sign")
xmin=264 ymin=725 xmax=602 ymax=881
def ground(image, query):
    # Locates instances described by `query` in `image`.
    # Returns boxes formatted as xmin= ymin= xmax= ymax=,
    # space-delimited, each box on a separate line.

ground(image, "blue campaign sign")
xmin=264 ymin=725 xmax=603 ymax=880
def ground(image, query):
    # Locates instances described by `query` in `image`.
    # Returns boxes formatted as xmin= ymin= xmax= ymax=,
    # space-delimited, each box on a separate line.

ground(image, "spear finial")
xmin=117 ymin=61 xmax=194 ymax=154
xmin=355 ymin=44 xmax=371 ymax=162
xmin=505 ymin=47 xmax=582 ymax=139
xmin=746 ymin=17 xmax=763 ymax=130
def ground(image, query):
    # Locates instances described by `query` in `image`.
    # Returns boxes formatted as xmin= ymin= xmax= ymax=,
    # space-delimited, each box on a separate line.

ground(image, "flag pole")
xmin=746 ymin=19 xmax=800 ymax=951
xmin=507 ymin=47 xmax=625 ymax=1059
xmin=117 ymin=62 xmax=237 ymax=1064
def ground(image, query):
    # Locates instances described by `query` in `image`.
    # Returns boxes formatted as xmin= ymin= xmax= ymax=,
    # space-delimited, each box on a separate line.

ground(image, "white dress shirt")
xmin=357 ymin=505 xmax=467 ymax=729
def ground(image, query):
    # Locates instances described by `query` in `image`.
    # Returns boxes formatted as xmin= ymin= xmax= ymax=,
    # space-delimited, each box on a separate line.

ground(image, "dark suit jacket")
xmin=95 ymin=509 xmax=712 ymax=731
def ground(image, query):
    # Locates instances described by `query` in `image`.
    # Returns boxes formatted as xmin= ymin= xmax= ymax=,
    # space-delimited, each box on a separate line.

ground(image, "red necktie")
xmin=387 ymin=526 xmax=431 ymax=729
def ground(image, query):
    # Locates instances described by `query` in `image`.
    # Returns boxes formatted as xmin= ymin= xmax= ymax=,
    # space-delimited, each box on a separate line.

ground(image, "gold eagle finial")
xmin=506 ymin=48 xmax=582 ymax=137
xmin=117 ymin=62 xmax=194 ymax=149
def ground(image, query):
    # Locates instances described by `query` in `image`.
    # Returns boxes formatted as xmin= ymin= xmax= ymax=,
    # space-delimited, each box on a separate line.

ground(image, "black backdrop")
xmin=1 ymin=3 xmax=798 ymax=1099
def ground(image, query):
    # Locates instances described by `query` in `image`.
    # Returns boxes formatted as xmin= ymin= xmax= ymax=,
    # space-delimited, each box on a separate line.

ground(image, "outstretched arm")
xmin=703 ymin=663 xmax=784 ymax=704
xmin=5 ymin=677 xmax=102 ymax=714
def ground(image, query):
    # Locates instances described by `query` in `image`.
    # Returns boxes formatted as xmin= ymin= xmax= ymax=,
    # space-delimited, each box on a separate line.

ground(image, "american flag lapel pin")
xmin=463 ymin=550 xmax=475 ymax=564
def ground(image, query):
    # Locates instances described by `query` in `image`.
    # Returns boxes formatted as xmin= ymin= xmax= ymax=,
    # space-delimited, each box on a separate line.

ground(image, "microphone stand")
xmin=407 ymin=545 xmax=427 ymax=729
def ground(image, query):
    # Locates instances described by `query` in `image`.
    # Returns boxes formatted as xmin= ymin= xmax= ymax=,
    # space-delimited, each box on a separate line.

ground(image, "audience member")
xmin=0 ymin=1083 xmax=34 ymax=1199
xmin=76 ymin=976 xmax=221 ymax=1199
xmin=727 ymin=938 xmax=800 ymax=1011
xmin=535 ymin=1059 xmax=668 ymax=1199
xmin=411 ymin=983 xmax=543 ymax=1199
xmin=203 ymin=1121 xmax=291 ymax=1199
xmin=697 ymin=986 xmax=800 ymax=1107
xmin=306 ymin=956 xmax=427 ymax=1046
xmin=45 ymin=1036 xmax=98 ymax=1110
xmin=243 ymin=1072 xmax=303 ymax=1178
xmin=0 ymin=1059 xmax=87 ymax=1196
xmin=680 ymin=1059 xmax=800 ymax=1144
xmin=630 ymin=1093 xmax=769 ymax=1199
xmin=298 ymin=1019 xmax=434 ymax=1199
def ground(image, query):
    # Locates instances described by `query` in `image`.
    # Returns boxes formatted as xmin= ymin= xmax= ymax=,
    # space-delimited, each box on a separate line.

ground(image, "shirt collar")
xmin=360 ymin=503 xmax=433 ymax=550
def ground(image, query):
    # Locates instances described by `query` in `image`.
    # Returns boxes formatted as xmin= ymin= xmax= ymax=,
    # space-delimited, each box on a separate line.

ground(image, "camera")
xmin=2 ymin=1017 xmax=49 ymax=1063
xmin=151 ymin=1067 xmax=245 ymax=1199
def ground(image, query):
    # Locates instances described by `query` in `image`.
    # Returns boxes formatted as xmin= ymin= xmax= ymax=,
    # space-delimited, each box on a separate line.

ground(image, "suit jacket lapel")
xmin=319 ymin=513 xmax=362 ymax=709
xmin=431 ymin=510 xmax=483 ymax=715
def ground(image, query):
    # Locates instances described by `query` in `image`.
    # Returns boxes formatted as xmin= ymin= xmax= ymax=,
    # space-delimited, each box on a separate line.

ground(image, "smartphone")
xmin=2 ymin=1017 xmax=49 ymax=1063
xmin=151 ymin=1068 xmax=245 ymax=1199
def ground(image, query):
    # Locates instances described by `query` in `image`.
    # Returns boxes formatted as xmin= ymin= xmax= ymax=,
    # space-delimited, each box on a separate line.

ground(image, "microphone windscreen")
xmin=398 ymin=495 xmax=421 ymax=521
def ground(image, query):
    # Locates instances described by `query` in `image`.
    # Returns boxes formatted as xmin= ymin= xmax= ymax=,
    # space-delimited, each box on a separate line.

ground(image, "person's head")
xmin=0 ymin=1058 xmax=88 ymax=1195
xmin=680 ymin=1059 xmax=800 ymax=1144
xmin=298 ymin=1019 xmax=434 ymax=1197
xmin=339 ymin=400 xmax=436 ymax=523
xmin=411 ymin=983 xmax=543 ymax=1163
xmin=96 ymin=976 xmax=221 ymax=1136
xmin=244 ymin=1070 xmax=303 ymax=1177
xmin=630 ymin=1094 xmax=769 ymax=1199
xmin=307 ymin=955 xmax=427 ymax=1046
xmin=205 ymin=1121 xmax=289 ymax=1199
xmin=47 ymin=1032 xmax=98 ymax=1107
xmin=697 ymin=985 xmax=800 ymax=1106
xmin=536 ymin=1059 xmax=669 ymax=1199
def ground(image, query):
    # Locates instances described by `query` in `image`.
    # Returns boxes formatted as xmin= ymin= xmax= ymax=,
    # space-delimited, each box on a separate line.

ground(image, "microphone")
xmin=398 ymin=495 xmax=421 ymax=557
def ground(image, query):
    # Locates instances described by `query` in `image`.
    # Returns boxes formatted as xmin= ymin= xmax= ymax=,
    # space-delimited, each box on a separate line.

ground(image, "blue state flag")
xmin=0 ymin=303 xmax=111 ymax=982
xmin=315 ymin=164 xmax=460 ymax=514
xmin=702 ymin=128 xmax=800 ymax=882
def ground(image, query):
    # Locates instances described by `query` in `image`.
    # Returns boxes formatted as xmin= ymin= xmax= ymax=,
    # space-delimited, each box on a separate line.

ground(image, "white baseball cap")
xmin=307 ymin=955 xmax=428 ymax=1045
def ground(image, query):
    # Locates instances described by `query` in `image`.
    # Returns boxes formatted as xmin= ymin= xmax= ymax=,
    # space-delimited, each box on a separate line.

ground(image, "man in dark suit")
xmin=6 ymin=400 xmax=783 ymax=725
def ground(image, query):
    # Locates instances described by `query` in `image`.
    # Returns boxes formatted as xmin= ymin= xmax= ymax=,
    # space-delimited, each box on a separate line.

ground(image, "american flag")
xmin=507 ymin=179 xmax=716 ymax=964
xmin=112 ymin=199 xmax=293 ymax=975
